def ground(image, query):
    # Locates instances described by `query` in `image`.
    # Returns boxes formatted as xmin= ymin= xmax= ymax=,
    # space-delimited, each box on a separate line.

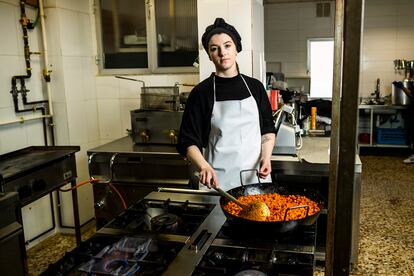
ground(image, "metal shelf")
xmin=358 ymin=104 xmax=409 ymax=149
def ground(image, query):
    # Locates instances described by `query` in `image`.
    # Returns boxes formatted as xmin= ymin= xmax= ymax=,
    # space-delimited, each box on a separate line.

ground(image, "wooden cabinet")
xmin=358 ymin=105 xmax=409 ymax=148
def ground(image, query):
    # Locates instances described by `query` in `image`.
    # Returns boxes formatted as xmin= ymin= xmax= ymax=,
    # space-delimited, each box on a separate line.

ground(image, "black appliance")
xmin=0 ymin=146 xmax=82 ymax=244
xmin=87 ymin=137 xmax=195 ymax=229
xmin=44 ymin=190 xmax=317 ymax=275
xmin=0 ymin=192 xmax=26 ymax=276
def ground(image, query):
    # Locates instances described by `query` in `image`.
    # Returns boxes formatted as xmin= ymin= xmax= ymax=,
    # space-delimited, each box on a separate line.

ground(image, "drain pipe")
xmin=38 ymin=0 xmax=55 ymax=145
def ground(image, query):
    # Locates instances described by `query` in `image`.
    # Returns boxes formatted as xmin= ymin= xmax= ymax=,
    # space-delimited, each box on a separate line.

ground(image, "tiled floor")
xmin=27 ymin=156 xmax=414 ymax=276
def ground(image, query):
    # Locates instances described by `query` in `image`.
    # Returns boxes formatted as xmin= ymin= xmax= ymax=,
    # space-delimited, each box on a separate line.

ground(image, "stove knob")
xmin=168 ymin=129 xmax=178 ymax=144
xmin=140 ymin=129 xmax=150 ymax=143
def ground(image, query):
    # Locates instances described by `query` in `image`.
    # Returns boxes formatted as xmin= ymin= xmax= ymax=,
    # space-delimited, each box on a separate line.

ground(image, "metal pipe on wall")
xmin=1 ymin=0 xmax=55 ymax=146
xmin=38 ymin=0 xmax=55 ymax=145
xmin=0 ymin=115 xmax=52 ymax=126
xmin=38 ymin=0 xmax=53 ymax=118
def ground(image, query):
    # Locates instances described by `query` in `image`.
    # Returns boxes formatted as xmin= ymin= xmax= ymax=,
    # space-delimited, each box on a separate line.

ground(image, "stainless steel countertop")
xmin=87 ymin=136 xmax=180 ymax=156
xmin=358 ymin=104 xmax=408 ymax=109
xmin=271 ymin=136 xmax=362 ymax=173
xmin=88 ymin=135 xmax=361 ymax=172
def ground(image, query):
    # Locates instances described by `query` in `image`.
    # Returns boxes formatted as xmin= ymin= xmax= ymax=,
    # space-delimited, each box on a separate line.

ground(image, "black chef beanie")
xmin=201 ymin=18 xmax=242 ymax=55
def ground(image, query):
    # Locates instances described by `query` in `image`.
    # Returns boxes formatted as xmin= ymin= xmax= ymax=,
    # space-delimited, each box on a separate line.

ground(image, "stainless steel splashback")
xmin=130 ymin=109 xmax=183 ymax=144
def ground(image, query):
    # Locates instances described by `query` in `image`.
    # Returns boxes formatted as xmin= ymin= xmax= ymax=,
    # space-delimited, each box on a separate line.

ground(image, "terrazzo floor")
xmin=26 ymin=155 xmax=414 ymax=276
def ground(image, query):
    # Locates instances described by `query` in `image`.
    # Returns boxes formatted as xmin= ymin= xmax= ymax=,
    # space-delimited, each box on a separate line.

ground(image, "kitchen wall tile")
xmin=48 ymin=54 xmax=66 ymax=103
xmin=0 ymin=3 xmax=20 ymax=55
xmin=299 ymin=17 xmax=331 ymax=30
xmin=44 ymin=0 xmax=57 ymax=8
xmin=24 ymin=120 xmax=47 ymax=146
xmin=0 ymin=0 xmax=18 ymax=4
xmin=85 ymin=99 xmax=99 ymax=143
xmin=81 ymin=57 xmax=97 ymax=100
xmin=119 ymin=78 xmax=142 ymax=99
xmin=62 ymin=56 xmax=84 ymax=103
xmin=283 ymin=62 xmax=307 ymax=77
xmin=0 ymin=55 xmax=24 ymax=108
xmin=266 ymin=51 xmax=302 ymax=64
xmin=21 ymin=195 xmax=53 ymax=241
xmin=297 ymin=4 xmax=315 ymax=19
xmin=59 ymin=9 xmax=81 ymax=56
xmin=78 ymin=13 xmax=93 ymax=57
xmin=396 ymin=16 xmax=413 ymax=29
xmin=362 ymin=61 xmax=394 ymax=73
xmin=395 ymin=1 xmax=414 ymax=15
xmin=66 ymin=101 xmax=88 ymax=146
xmin=269 ymin=39 xmax=301 ymax=53
xmin=362 ymin=50 xmax=397 ymax=62
xmin=396 ymin=50 xmax=414 ymax=60
xmin=44 ymin=9 xmax=62 ymax=57
xmin=96 ymin=76 xmax=119 ymax=99
xmin=251 ymin=0 xmax=264 ymax=53
xmin=56 ymin=0 xmax=90 ymax=14
xmin=199 ymin=50 xmax=215 ymax=82
xmin=197 ymin=0 xmax=227 ymax=41
xmin=364 ymin=2 xmax=397 ymax=17
xmin=0 ymin=118 xmax=28 ymax=154
xmin=362 ymin=37 xmax=396 ymax=52
xmin=396 ymin=27 xmax=414 ymax=40
xmin=52 ymin=102 xmax=70 ymax=145
xmin=267 ymin=3 xmax=299 ymax=19
xmin=266 ymin=18 xmax=298 ymax=31
xmin=229 ymin=0 xmax=251 ymax=51
xmin=299 ymin=28 xmax=333 ymax=39
xmin=363 ymin=28 xmax=397 ymax=40
xmin=364 ymin=16 xmax=397 ymax=29
xmin=237 ymin=50 xmax=253 ymax=77
xmin=97 ymin=99 xmax=122 ymax=140
xmin=265 ymin=30 xmax=298 ymax=43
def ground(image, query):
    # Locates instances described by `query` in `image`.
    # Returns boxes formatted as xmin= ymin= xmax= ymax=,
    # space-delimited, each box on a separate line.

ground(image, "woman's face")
xmin=208 ymin=33 xmax=238 ymax=74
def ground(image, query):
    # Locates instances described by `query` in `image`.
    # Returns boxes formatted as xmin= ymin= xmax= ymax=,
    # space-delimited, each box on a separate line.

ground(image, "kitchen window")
xmin=307 ymin=38 xmax=334 ymax=98
xmin=96 ymin=0 xmax=199 ymax=74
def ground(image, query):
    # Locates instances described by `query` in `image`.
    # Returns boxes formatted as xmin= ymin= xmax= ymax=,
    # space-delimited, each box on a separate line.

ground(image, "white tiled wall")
xmin=264 ymin=0 xmax=414 ymax=98
xmin=197 ymin=0 xmax=264 ymax=82
xmin=360 ymin=0 xmax=414 ymax=98
xmin=264 ymin=1 xmax=335 ymax=77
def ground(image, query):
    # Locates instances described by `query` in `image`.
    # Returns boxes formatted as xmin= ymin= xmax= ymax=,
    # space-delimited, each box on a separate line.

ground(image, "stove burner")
xmin=234 ymin=270 xmax=267 ymax=276
xmin=151 ymin=213 xmax=179 ymax=231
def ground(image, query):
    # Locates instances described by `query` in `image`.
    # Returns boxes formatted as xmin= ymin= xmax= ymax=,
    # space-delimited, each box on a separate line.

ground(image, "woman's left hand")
xmin=259 ymin=158 xmax=271 ymax=179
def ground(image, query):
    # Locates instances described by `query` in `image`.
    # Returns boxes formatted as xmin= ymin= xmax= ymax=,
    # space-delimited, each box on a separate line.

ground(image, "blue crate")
xmin=375 ymin=128 xmax=408 ymax=145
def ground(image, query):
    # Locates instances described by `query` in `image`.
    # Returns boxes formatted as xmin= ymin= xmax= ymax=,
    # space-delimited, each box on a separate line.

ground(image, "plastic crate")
xmin=375 ymin=127 xmax=408 ymax=145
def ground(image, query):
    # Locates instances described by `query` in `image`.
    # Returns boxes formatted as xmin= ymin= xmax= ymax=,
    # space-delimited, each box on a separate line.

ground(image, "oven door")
xmin=0 ymin=221 xmax=26 ymax=276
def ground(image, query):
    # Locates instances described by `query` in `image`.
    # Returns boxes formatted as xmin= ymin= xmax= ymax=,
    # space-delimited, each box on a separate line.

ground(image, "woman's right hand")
xmin=198 ymin=164 xmax=219 ymax=189
xmin=186 ymin=145 xmax=219 ymax=189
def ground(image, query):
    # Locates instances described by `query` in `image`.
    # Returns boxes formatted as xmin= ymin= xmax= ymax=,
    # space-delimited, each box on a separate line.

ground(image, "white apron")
xmin=203 ymin=75 xmax=271 ymax=191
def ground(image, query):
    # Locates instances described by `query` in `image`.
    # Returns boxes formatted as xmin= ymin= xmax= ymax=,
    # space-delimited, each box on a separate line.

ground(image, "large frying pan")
xmin=219 ymin=170 xmax=325 ymax=233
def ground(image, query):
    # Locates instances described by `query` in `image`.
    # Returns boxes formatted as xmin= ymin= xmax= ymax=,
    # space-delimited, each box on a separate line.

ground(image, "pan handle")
xmin=283 ymin=205 xmax=310 ymax=221
xmin=239 ymin=169 xmax=260 ymax=187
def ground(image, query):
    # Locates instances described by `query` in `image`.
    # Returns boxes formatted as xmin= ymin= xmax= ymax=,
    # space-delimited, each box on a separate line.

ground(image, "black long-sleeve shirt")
xmin=177 ymin=73 xmax=275 ymax=156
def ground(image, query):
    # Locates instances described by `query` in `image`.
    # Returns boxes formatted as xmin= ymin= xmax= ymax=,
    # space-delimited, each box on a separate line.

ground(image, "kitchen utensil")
xmin=214 ymin=187 xmax=270 ymax=221
xmin=218 ymin=170 xmax=325 ymax=233
xmin=392 ymin=80 xmax=413 ymax=105
xmin=193 ymin=171 xmax=270 ymax=221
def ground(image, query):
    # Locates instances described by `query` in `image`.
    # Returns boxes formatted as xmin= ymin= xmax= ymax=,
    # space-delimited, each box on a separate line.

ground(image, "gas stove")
xmin=43 ymin=191 xmax=316 ymax=276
